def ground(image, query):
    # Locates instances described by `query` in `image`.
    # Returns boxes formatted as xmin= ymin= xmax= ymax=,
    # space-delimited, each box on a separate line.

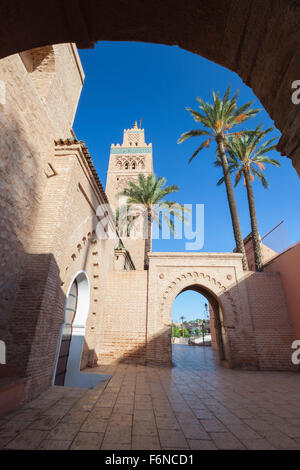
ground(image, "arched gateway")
xmin=161 ymin=275 xmax=235 ymax=367
xmin=145 ymin=252 xmax=295 ymax=371
xmin=171 ymin=285 xmax=228 ymax=362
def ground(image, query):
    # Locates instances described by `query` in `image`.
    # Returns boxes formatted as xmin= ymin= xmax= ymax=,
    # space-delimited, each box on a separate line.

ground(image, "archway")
xmin=0 ymin=0 xmax=299 ymax=173
xmin=147 ymin=254 xmax=250 ymax=369
xmin=53 ymin=271 xmax=110 ymax=388
xmin=171 ymin=284 xmax=230 ymax=366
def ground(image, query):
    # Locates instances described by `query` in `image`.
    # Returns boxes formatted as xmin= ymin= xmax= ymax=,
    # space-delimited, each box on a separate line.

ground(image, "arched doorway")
xmin=171 ymin=285 xmax=230 ymax=366
xmin=54 ymin=277 xmax=79 ymax=385
xmin=53 ymin=271 xmax=110 ymax=388
xmin=53 ymin=271 xmax=90 ymax=386
xmin=171 ymin=290 xmax=210 ymax=345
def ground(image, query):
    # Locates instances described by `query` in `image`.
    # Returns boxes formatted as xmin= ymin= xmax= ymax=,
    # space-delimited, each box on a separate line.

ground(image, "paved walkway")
xmin=1 ymin=345 xmax=300 ymax=450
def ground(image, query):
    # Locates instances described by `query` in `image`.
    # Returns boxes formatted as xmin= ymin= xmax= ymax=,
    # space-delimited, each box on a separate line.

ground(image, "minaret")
xmin=105 ymin=122 xmax=154 ymax=270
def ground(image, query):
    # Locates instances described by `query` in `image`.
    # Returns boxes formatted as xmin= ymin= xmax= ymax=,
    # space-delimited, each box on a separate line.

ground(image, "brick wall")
xmin=96 ymin=271 xmax=148 ymax=364
xmin=3 ymin=142 xmax=116 ymax=400
xmin=245 ymin=272 xmax=297 ymax=371
xmin=209 ymin=305 xmax=218 ymax=351
xmin=243 ymin=235 xmax=277 ymax=271
xmin=0 ymin=43 xmax=84 ymax=344
xmin=264 ymin=242 xmax=300 ymax=339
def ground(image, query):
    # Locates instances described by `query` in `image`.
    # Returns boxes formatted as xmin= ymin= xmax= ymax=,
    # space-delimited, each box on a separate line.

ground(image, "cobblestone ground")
xmin=1 ymin=345 xmax=300 ymax=450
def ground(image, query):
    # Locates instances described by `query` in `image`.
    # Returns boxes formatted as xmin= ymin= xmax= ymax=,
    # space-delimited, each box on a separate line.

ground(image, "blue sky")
xmin=73 ymin=41 xmax=300 ymax=322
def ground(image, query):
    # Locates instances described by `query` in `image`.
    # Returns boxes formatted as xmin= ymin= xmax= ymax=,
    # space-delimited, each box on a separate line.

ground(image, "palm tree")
xmin=178 ymin=86 xmax=260 ymax=270
xmin=180 ymin=315 xmax=185 ymax=337
xmin=216 ymin=126 xmax=279 ymax=271
xmin=117 ymin=173 xmax=188 ymax=270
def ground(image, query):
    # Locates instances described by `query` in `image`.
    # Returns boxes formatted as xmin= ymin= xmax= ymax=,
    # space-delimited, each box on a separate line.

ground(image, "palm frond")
xmin=116 ymin=173 xmax=187 ymax=237
xmin=178 ymin=129 xmax=212 ymax=144
xmin=254 ymin=156 xmax=280 ymax=167
xmin=188 ymin=140 xmax=210 ymax=163
xmin=251 ymin=167 xmax=269 ymax=188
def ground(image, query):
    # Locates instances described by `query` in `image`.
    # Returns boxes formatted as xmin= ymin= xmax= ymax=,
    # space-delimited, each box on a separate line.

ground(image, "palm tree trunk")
xmin=243 ymin=167 xmax=263 ymax=271
xmin=217 ymin=138 xmax=248 ymax=270
xmin=144 ymin=210 xmax=152 ymax=270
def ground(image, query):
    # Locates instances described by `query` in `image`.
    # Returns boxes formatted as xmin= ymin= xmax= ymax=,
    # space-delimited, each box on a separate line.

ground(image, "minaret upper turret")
xmin=106 ymin=122 xmax=153 ymax=210
xmin=121 ymin=121 xmax=147 ymax=148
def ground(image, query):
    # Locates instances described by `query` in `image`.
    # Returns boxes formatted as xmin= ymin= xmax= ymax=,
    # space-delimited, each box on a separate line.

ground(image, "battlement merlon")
xmin=111 ymin=143 xmax=152 ymax=147
xmin=108 ymin=122 xmax=153 ymax=148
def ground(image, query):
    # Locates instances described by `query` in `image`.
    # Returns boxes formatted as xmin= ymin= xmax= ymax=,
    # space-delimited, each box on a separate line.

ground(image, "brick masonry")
xmin=96 ymin=271 xmax=148 ymax=365
xmin=245 ymin=272 xmax=296 ymax=371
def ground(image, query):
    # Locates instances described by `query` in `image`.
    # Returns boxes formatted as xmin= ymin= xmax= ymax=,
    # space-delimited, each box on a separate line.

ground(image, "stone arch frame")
xmin=137 ymin=157 xmax=145 ymax=169
xmin=116 ymin=159 xmax=122 ymax=169
xmin=52 ymin=269 xmax=90 ymax=385
xmin=63 ymin=228 xmax=100 ymax=320
xmin=1 ymin=1 xmax=299 ymax=172
xmin=54 ymin=226 xmax=101 ymax=370
xmin=160 ymin=271 xmax=239 ymax=365
xmin=52 ymin=268 xmax=109 ymax=388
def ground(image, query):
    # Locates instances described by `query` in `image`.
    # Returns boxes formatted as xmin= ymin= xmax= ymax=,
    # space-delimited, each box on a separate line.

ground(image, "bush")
xmin=183 ymin=328 xmax=191 ymax=338
xmin=172 ymin=326 xmax=181 ymax=338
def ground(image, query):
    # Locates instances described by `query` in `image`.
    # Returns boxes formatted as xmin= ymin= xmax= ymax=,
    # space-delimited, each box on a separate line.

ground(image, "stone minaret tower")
xmin=105 ymin=122 xmax=153 ymax=270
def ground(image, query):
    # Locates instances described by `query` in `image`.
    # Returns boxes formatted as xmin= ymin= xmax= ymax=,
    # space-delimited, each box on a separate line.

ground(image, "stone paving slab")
xmin=1 ymin=345 xmax=300 ymax=450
